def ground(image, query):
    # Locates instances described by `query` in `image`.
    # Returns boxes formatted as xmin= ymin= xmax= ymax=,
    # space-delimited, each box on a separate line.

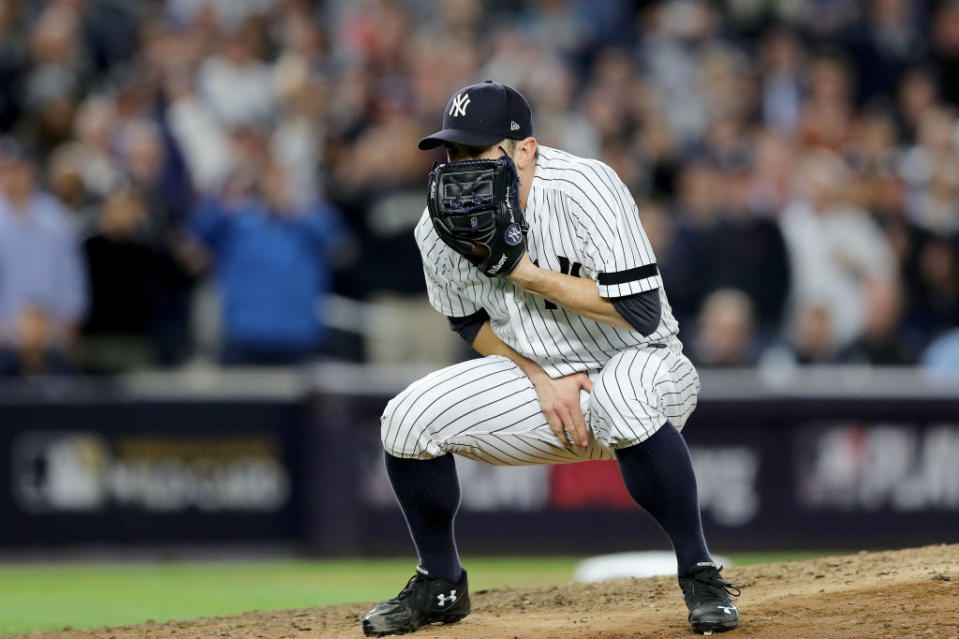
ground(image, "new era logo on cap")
xmin=418 ymin=81 xmax=533 ymax=150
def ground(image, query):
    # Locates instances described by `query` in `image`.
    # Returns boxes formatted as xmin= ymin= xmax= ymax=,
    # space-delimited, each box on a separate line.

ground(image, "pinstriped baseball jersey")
xmin=414 ymin=145 xmax=680 ymax=378
xmin=381 ymin=145 xmax=700 ymax=464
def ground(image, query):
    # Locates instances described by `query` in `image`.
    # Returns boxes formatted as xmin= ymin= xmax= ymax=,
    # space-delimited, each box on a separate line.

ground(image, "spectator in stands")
xmin=192 ymin=161 xmax=344 ymax=365
xmin=691 ymin=289 xmax=757 ymax=367
xmin=910 ymin=155 xmax=959 ymax=236
xmin=640 ymin=0 xmax=724 ymax=145
xmin=842 ymin=0 xmax=924 ymax=105
xmin=661 ymin=160 xmax=722 ymax=329
xmin=82 ymin=188 xmax=195 ymax=373
xmin=71 ymin=95 xmax=124 ymax=200
xmin=838 ymin=278 xmax=915 ymax=365
xmin=849 ymin=106 xmax=899 ymax=176
xmin=663 ymin=150 xmax=790 ymax=340
xmin=22 ymin=4 xmax=89 ymax=156
xmin=271 ymin=46 xmax=326 ymax=210
xmin=906 ymin=237 xmax=959 ymax=345
xmin=895 ymin=67 xmax=938 ymax=142
xmin=747 ymin=132 xmax=794 ymax=217
xmin=920 ymin=328 xmax=959 ymax=374
xmin=328 ymin=81 xmax=459 ymax=365
xmin=762 ymin=303 xmax=838 ymax=366
xmin=0 ymin=305 xmax=73 ymax=376
xmin=0 ymin=0 xmax=955 ymax=373
xmin=759 ymin=27 xmax=804 ymax=136
xmin=797 ymin=52 xmax=855 ymax=151
xmin=931 ymin=0 xmax=959 ymax=107
xmin=119 ymin=118 xmax=192 ymax=236
xmin=780 ymin=150 xmax=896 ymax=350
xmin=712 ymin=149 xmax=791 ymax=336
xmin=45 ymin=142 xmax=95 ymax=228
xmin=899 ymin=105 xmax=959 ymax=233
xmin=866 ymin=170 xmax=937 ymax=355
xmin=114 ymin=117 xmax=199 ymax=366
xmin=74 ymin=0 xmax=141 ymax=75
xmin=0 ymin=0 xmax=27 ymax=134
xmin=196 ymin=23 xmax=275 ymax=129
xmin=0 ymin=138 xmax=87 ymax=374
xmin=164 ymin=59 xmax=233 ymax=197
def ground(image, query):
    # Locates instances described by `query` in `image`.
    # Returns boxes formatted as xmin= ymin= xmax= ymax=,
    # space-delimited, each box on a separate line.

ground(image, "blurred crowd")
xmin=1 ymin=0 xmax=959 ymax=375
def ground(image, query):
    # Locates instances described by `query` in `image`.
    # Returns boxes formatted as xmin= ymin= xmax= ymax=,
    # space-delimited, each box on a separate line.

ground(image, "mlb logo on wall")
xmin=10 ymin=430 xmax=292 ymax=514
xmin=12 ymin=432 xmax=109 ymax=512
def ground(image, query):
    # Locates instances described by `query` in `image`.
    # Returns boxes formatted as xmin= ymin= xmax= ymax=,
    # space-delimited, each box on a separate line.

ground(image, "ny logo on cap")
xmin=449 ymin=93 xmax=470 ymax=117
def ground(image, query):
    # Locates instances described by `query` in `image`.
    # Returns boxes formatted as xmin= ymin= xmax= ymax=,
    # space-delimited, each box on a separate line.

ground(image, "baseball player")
xmin=362 ymin=81 xmax=740 ymax=637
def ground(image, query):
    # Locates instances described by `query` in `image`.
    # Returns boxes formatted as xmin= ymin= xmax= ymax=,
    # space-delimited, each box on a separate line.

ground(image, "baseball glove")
xmin=427 ymin=154 xmax=528 ymax=277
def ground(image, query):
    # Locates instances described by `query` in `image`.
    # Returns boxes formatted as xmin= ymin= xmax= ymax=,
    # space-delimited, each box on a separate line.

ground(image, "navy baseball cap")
xmin=418 ymin=80 xmax=533 ymax=150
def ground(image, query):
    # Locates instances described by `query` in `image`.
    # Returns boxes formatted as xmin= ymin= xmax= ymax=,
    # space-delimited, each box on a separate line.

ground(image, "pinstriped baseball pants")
xmin=380 ymin=341 xmax=701 ymax=465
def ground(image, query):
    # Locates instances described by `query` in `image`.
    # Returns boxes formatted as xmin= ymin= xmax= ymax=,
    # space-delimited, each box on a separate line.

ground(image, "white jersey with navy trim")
xmin=414 ymin=145 xmax=680 ymax=378
xmin=383 ymin=145 xmax=698 ymax=464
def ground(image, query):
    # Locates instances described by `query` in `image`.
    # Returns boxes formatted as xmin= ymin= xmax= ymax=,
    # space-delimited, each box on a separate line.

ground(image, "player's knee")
xmin=586 ymin=374 xmax=616 ymax=446
xmin=379 ymin=395 xmax=404 ymax=447
xmin=588 ymin=373 xmax=615 ymax=415
xmin=380 ymin=393 xmax=429 ymax=457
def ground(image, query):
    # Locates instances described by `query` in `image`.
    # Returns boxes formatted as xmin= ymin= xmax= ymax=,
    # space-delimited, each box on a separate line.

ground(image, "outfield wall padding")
xmin=1 ymin=367 xmax=957 ymax=552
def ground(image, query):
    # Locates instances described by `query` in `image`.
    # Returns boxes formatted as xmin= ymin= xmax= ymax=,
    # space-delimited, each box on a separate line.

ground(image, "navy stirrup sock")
xmin=384 ymin=452 xmax=463 ymax=584
xmin=615 ymin=422 xmax=711 ymax=576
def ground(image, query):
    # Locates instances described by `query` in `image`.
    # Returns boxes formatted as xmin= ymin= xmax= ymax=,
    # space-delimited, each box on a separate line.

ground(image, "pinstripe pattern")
xmin=389 ymin=145 xmax=698 ymax=463
xmin=588 ymin=341 xmax=700 ymax=449
xmin=414 ymin=145 xmax=680 ymax=378
xmin=381 ymin=345 xmax=700 ymax=463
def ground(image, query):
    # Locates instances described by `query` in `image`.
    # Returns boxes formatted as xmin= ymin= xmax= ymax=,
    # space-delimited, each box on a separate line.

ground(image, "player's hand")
xmin=531 ymin=371 xmax=593 ymax=448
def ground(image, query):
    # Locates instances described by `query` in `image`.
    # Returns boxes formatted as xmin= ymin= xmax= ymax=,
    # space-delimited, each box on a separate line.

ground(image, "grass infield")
xmin=0 ymin=552 xmax=831 ymax=636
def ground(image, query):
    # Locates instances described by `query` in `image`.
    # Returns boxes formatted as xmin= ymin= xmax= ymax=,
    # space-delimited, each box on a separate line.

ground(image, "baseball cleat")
xmin=678 ymin=561 xmax=741 ymax=634
xmin=361 ymin=566 xmax=470 ymax=636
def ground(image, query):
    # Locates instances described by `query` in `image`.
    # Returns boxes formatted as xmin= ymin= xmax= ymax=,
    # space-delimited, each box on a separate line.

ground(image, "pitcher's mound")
xmin=27 ymin=544 xmax=959 ymax=639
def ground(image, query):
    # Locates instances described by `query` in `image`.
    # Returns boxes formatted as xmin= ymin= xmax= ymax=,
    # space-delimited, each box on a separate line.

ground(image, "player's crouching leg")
xmin=365 ymin=386 xmax=471 ymax=637
xmin=589 ymin=349 xmax=739 ymax=634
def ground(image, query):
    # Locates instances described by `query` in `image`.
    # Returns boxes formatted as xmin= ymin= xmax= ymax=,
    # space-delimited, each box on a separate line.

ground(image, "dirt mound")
xmin=23 ymin=544 xmax=959 ymax=639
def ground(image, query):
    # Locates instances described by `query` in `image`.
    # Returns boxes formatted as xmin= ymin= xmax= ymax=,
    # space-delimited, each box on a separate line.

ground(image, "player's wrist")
xmin=523 ymin=362 xmax=550 ymax=382
xmin=509 ymin=351 xmax=549 ymax=384
xmin=506 ymin=254 xmax=542 ymax=291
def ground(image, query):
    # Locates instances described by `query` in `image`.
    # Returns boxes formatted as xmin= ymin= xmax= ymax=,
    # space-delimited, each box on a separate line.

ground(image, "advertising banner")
xmin=0 ymin=400 xmax=306 ymax=545
xmin=2 ymin=370 xmax=958 ymax=553
xmin=337 ymin=391 xmax=959 ymax=555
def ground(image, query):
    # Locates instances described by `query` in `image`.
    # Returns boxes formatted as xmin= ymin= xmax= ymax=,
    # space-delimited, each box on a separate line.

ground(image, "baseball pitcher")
xmin=362 ymin=81 xmax=740 ymax=637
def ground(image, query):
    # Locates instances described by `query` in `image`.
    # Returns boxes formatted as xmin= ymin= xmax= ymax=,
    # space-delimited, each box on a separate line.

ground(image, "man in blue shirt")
xmin=0 ymin=139 xmax=88 ymax=374
xmin=192 ymin=162 xmax=343 ymax=365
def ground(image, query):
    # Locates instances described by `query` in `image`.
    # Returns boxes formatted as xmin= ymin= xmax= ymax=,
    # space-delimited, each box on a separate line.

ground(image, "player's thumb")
xmin=578 ymin=373 xmax=593 ymax=392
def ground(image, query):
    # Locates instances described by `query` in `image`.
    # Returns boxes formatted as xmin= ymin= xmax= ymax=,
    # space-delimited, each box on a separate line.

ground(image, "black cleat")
xmin=362 ymin=566 xmax=470 ymax=637
xmin=678 ymin=561 xmax=741 ymax=634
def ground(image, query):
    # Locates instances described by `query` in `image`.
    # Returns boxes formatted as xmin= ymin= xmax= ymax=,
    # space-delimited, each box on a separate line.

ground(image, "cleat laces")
xmin=395 ymin=573 xmax=429 ymax=600
xmin=689 ymin=568 xmax=741 ymax=601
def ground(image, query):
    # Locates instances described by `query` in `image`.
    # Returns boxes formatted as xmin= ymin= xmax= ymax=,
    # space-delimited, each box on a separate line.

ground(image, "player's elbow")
xmin=610 ymin=289 xmax=662 ymax=336
xmin=447 ymin=309 xmax=490 ymax=345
